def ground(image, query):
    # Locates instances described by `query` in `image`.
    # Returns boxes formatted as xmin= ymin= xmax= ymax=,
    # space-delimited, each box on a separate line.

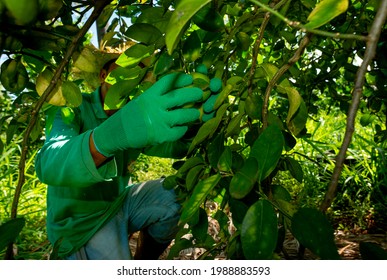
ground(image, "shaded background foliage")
xmin=0 ymin=0 xmax=386 ymax=259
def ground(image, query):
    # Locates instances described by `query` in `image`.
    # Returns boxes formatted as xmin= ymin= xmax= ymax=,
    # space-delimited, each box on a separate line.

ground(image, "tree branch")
xmin=248 ymin=11 xmax=271 ymax=95
xmin=247 ymin=0 xmax=287 ymax=95
xmin=249 ymin=0 xmax=368 ymax=41
xmin=5 ymin=0 xmax=112 ymax=260
xmin=262 ymin=33 xmax=312 ymax=129
xmin=320 ymin=0 xmax=387 ymax=212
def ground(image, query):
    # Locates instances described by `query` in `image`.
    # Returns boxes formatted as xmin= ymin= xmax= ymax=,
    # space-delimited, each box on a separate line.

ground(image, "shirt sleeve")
xmin=35 ymin=109 xmax=117 ymax=188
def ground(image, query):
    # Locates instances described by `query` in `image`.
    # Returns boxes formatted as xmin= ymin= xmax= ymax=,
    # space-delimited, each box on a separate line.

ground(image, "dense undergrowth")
xmin=1 ymin=109 xmax=385 ymax=260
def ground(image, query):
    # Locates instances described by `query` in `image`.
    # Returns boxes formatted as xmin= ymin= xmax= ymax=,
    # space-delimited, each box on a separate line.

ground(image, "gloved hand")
xmin=93 ymin=72 xmax=203 ymax=157
xmin=193 ymin=64 xmax=222 ymax=122
xmin=141 ymin=66 xmax=223 ymax=159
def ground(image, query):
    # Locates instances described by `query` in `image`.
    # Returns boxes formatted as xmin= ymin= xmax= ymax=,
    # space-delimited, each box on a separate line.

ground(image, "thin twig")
xmin=247 ymin=0 xmax=286 ymax=94
xmin=262 ymin=33 xmax=312 ymax=129
xmin=320 ymin=0 xmax=387 ymax=212
xmin=248 ymin=12 xmax=271 ymax=95
xmin=5 ymin=0 xmax=112 ymax=260
xmin=248 ymin=0 xmax=368 ymax=42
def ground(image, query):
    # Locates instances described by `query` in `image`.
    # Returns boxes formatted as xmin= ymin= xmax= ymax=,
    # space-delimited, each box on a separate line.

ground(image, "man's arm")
xmin=89 ymin=132 xmax=108 ymax=167
xmin=35 ymin=110 xmax=117 ymax=188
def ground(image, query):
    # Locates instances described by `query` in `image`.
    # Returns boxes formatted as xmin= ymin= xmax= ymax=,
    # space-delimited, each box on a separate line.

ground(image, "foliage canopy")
xmin=0 ymin=0 xmax=386 ymax=259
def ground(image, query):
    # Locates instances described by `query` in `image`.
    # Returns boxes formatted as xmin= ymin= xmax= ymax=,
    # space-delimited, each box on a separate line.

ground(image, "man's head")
xmin=99 ymin=58 xmax=119 ymax=116
xmin=99 ymin=58 xmax=118 ymax=97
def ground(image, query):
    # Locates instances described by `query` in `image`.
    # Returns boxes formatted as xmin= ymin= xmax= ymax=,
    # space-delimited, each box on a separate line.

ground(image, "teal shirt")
xmin=35 ymin=88 xmax=140 ymax=257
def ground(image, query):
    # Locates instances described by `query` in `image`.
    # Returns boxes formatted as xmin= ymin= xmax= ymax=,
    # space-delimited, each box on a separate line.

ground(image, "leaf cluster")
xmin=0 ymin=0 xmax=386 ymax=260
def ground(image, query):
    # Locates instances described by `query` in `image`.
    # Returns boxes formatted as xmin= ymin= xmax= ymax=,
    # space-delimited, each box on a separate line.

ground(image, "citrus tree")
xmin=0 ymin=0 xmax=386 ymax=259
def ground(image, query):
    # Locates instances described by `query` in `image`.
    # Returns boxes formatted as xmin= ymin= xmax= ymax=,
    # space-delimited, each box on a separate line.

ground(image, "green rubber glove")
xmin=196 ymin=65 xmax=222 ymax=122
xmin=93 ymin=72 xmax=203 ymax=156
xmin=141 ymin=72 xmax=222 ymax=159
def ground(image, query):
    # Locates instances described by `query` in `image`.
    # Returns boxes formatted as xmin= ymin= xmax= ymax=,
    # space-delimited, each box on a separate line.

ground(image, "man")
xmin=35 ymin=58 xmax=206 ymax=260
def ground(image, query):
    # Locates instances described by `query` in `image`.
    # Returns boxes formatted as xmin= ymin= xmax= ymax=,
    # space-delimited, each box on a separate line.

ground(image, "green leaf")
xmin=104 ymin=66 xmax=146 ymax=110
xmin=182 ymin=30 xmax=202 ymax=62
xmin=359 ymin=242 xmax=387 ymax=260
xmin=116 ymin=44 xmax=155 ymax=68
xmin=192 ymin=208 xmax=210 ymax=243
xmin=137 ymin=6 xmax=172 ymax=33
xmin=271 ymin=186 xmax=297 ymax=224
xmin=167 ymin=236 xmax=193 ymax=259
xmin=104 ymin=79 xmax=143 ymax=110
xmin=162 ymin=175 xmax=178 ymax=189
xmin=178 ymin=156 xmax=205 ymax=175
xmin=217 ymin=146 xmax=232 ymax=172
xmin=207 ymin=133 xmax=225 ymax=169
xmin=360 ymin=114 xmax=376 ymax=127
xmin=230 ymin=157 xmax=259 ymax=199
xmin=278 ymin=85 xmax=307 ymax=136
xmin=260 ymin=63 xmax=281 ymax=81
xmin=185 ymin=164 xmax=204 ymax=191
xmin=272 ymin=185 xmax=292 ymax=202
xmin=6 ymin=119 xmax=18 ymax=145
xmin=125 ymin=23 xmax=164 ymax=47
xmin=153 ymin=53 xmax=174 ymax=76
xmin=250 ymin=125 xmax=284 ymax=182
xmin=105 ymin=65 xmax=145 ymax=85
xmin=0 ymin=218 xmax=25 ymax=250
xmin=23 ymin=49 xmax=48 ymax=73
xmin=284 ymin=157 xmax=304 ymax=183
xmin=213 ymin=84 xmax=233 ymax=110
xmin=60 ymin=107 xmax=75 ymax=124
xmin=229 ymin=198 xmax=249 ymax=229
xmin=214 ymin=210 xmax=230 ymax=239
xmin=225 ymin=113 xmax=243 ymax=137
xmin=291 ymin=208 xmax=340 ymax=259
xmin=241 ymin=199 xmax=278 ymax=259
xmin=62 ymin=81 xmax=82 ymax=108
xmin=301 ymin=0 xmax=316 ymax=9
xmin=180 ymin=174 xmax=221 ymax=224
xmin=192 ymin=4 xmax=224 ymax=32
xmin=287 ymin=99 xmax=308 ymax=136
xmin=188 ymin=103 xmax=228 ymax=154
xmin=166 ymin=0 xmax=212 ymax=55
xmin=245 ymin=93 xmax=263 ymax=120
xmin=304 ymin=0 xmax=349 ymax=29
xmin=277 ymin=86 xmax=301 ymax=123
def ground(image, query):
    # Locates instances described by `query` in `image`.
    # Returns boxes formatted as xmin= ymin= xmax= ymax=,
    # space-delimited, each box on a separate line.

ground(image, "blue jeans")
xmin=67 ymin=179 xmax=180 ymax=260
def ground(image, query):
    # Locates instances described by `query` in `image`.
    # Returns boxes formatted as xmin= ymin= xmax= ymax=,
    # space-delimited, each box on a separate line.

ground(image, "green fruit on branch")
xmin=3 ymin=0 xmax=38 ymax=25
xmin=236 ymin=32 xmax=251 ymax=51
xmin=0 ymin=59 xmax=29 ymax=94
xmin=36 ymin=68 xmax=66 ymax=106
xmin=191 ymin=72 xmax=210 ymax=89
xmin=202 ymin=89 xmax=211 ymax=101
xmin=73 ymin=45 xmax=102 ymax=73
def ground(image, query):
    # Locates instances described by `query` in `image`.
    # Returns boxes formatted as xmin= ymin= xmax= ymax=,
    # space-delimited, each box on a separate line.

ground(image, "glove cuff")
xmin=93 ymin=101 xmax=149 ymax=155
xmin=91 ymin=130 xmax=114 ymax=157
